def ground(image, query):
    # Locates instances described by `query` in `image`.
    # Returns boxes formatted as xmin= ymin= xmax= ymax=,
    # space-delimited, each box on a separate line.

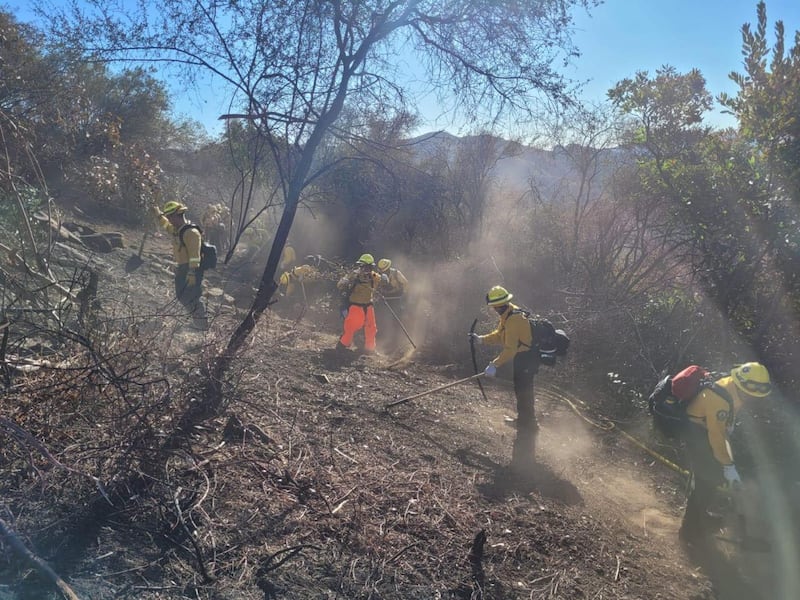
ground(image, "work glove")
xmin=186 ymin=270 xmax=198 ymax=288
xmin=468 ymin=332 xmax=483 ymax=345
xmin=340 ymin=308 xmax=349 ymax=319
xmin=722 ymin=464 xmax=741 ymax=487
xmin=483 ymin=364 xmax=497 ymax=378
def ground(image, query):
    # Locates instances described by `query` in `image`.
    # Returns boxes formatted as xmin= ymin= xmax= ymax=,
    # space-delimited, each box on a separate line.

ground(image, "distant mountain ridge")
xmin=407 ymin=130 xmax=620 ymax=202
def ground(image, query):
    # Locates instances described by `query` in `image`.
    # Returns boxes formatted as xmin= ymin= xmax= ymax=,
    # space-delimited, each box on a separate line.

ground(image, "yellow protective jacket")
xmin=478 ymin=304 xmax=533 ymax=367
xmin=280 ymin=245 xmax=297 ymax=269
xmin=337 ymin=270 xmax=381 ymax=305
xmin=160 ymin=217 xmax=202 ymax=268
xmin=686 ymin=376 xmax=744 ymax=466
xmin=280 ymin=264 xmax=318 ymax=295
xmin=381 ymin=268 xmax=408 ymax=296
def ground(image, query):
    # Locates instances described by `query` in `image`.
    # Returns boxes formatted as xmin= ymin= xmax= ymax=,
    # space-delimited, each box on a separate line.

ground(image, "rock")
xmin=62 ymin=222 xmax=97 ymax=236
xmin=79 ymin=233 xmax=113 ymax=253
xmin=105 ymin=232 xmax=125 ymax=249
xmin=52 ymin=242 xmax=90 ymax=266
xmin=79 ymin=232 xmax=125 ymax=252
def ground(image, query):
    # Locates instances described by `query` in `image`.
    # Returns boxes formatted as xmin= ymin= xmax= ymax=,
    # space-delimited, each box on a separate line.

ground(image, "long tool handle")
xmin=379 ymin=294 xmax=416 ymax=348
xmin=136 ymin=231 xmax=149 ymax=257
xmin=385 ymin=373 xmax=484 ymax=409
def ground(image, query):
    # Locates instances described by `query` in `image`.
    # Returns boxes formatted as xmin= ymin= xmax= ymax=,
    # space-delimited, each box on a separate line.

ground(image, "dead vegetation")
xmin=0 ymin=224 xmax=781 ymax=600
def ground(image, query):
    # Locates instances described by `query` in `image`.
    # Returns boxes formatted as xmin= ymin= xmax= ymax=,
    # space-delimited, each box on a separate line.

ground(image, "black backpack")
xmin=179 ymin=224 xmax=218 ymax=270
xmin=647 ymin=370 xmax=733 ymax=438
xmin=512 ymin=310 xmax=570 ymax=366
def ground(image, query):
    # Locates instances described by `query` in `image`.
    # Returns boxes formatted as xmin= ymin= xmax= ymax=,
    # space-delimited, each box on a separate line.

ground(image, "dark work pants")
xmin=174 ymin=263 xmax=207 ymax=320
xmin=512 ymin=350 xmax=539 ymax=467
xmin=681 ymin=423 xmax=724 ymax=534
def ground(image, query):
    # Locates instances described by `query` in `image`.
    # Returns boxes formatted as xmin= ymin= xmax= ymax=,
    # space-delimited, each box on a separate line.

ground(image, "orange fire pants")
xmin=340 ymin=304 xmax=377 ymax=350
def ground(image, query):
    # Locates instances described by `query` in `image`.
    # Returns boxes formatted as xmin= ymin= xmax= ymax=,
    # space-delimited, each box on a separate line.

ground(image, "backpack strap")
xmin=709 ymin=382 xmax=735 ymax=427
xmin=509 ymin=308 xmax=535 ymax=351
xmin=178 ymin=223 xmax=202 ymax=248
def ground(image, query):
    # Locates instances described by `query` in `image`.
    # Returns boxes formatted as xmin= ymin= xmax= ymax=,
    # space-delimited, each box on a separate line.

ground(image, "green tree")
xmin=608 ymin=65 xmax=712 ymax=168
xmin=1 ymin=11 xmax=57 ymax=267
xmin=610 ymin=64 xmax=800 ymax=388
xmin=720 ymin=1 xmax=800 ymax=205
xmin=1 ymin=11 xmax=181 ymax=223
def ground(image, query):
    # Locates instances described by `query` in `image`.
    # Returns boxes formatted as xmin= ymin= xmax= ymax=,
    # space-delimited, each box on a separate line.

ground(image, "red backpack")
xmin=648 ymin=365 xmax=732 ymax=438
xmin=669 ymin=365 xmax=710 ymax=401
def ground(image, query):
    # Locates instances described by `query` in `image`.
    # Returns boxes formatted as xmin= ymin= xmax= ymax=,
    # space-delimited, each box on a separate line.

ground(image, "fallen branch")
xmin=0 ymin=417 xmax=111 ymax=504
xmin=259 ymin=544 xmax=321 ymax=574
xmin=173 ymin=487 xmax=215 ymax=584
xmin=0 ymin=517 xmax=82 ymax=600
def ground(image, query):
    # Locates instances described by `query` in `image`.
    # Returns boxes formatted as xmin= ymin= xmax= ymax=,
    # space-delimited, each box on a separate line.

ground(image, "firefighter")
xmin=280 ymin=242 xmax=297 ymax=271
xmin=336 ymin=254 xmax=382 ymax=353
xmin=375 ymin=258 xmax=409 ymax=351
xmin=376 ymin=258 xmax=408 ymax=298
xmin=278 ymin=263 xmax=318 ymax=297
xmin=679 ymin=362 xmax=772 ymax=544
xmin=158 ymin=201 xmax=208 ymax=330
xmin=201 ymin=203 xmax=229 ymax=254
xmin=470 ymin=285 xmax=539 ymax=467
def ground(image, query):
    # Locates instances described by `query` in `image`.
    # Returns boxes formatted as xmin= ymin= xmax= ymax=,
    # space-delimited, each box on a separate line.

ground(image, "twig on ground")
xmin=0 ymin=517 xmax=82 ymax=600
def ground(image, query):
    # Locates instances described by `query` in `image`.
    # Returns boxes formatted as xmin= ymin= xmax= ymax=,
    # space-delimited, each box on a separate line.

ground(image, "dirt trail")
xmin=462 ymin=381 xmax=687 ymax=554
xmin=446 ymin=373 xmax=777 ymax=600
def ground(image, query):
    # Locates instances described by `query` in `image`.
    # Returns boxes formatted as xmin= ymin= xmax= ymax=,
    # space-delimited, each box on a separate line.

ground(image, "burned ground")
xmin=0 ymin=223 xmax=784 ymax=599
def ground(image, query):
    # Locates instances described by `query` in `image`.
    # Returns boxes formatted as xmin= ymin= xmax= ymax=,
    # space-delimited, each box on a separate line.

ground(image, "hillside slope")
xmin=0 ymin=226 xmax=775 ymax=599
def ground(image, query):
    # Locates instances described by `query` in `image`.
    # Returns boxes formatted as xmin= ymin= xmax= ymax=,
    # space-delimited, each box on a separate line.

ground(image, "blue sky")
xmin=8 ymin=1 xmax=800 ymax=136
xmin=566 ymin=0 xmax=800 ymax=129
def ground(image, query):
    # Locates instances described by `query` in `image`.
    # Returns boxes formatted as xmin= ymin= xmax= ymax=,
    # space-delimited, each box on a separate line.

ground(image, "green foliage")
xmin=0 ymin=10 xmax=178 ymax=224
xmin=0 ymin=186 xmax=44 ymax=230
xmin=720 ymin=1 xmax=800 ymax=203
xmin=608 ymin=66 xmax=712 ymax=162
xmin=609 ymin=53 xmax=800 ymax=394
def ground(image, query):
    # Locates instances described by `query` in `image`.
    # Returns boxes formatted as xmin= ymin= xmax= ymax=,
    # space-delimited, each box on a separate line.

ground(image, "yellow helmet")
xmin=377 ymin=258 xmax=392 ymax=272
xmin=731 ymin=362 xmax=771 ymax=397
xmin=486 ymin=285 xmax=513 ymax=307
xmin=357 ymin=253 xmax=375 ymax=265
xmin=161 ymin=200 xmax=188 ymax=216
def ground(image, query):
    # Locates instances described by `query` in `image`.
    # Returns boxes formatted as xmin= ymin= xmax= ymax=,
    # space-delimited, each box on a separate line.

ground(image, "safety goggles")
xmin=736 ymin=376 xmax=771 ymax=395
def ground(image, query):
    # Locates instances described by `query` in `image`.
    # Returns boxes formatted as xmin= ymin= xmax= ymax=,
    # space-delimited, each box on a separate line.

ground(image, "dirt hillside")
xmin=0 ymin=222 xmax=780 ymax=599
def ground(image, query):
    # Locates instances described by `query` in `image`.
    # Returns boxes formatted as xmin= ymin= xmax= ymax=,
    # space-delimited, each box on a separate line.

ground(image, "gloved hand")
xmin=483 ymin=363 xmax=497 ymax=378
xmin=340 ymin=308 xmax=349 ymax=319
xmin=468 ymin=332 xmax=482 ymax=345
xmin=381 ymin=273 xmax=389 ymax=285
xmin=723 ymin=464 xmax=741 ymax=487
xmin=186 ymin=270 xmax=198 ymax=287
